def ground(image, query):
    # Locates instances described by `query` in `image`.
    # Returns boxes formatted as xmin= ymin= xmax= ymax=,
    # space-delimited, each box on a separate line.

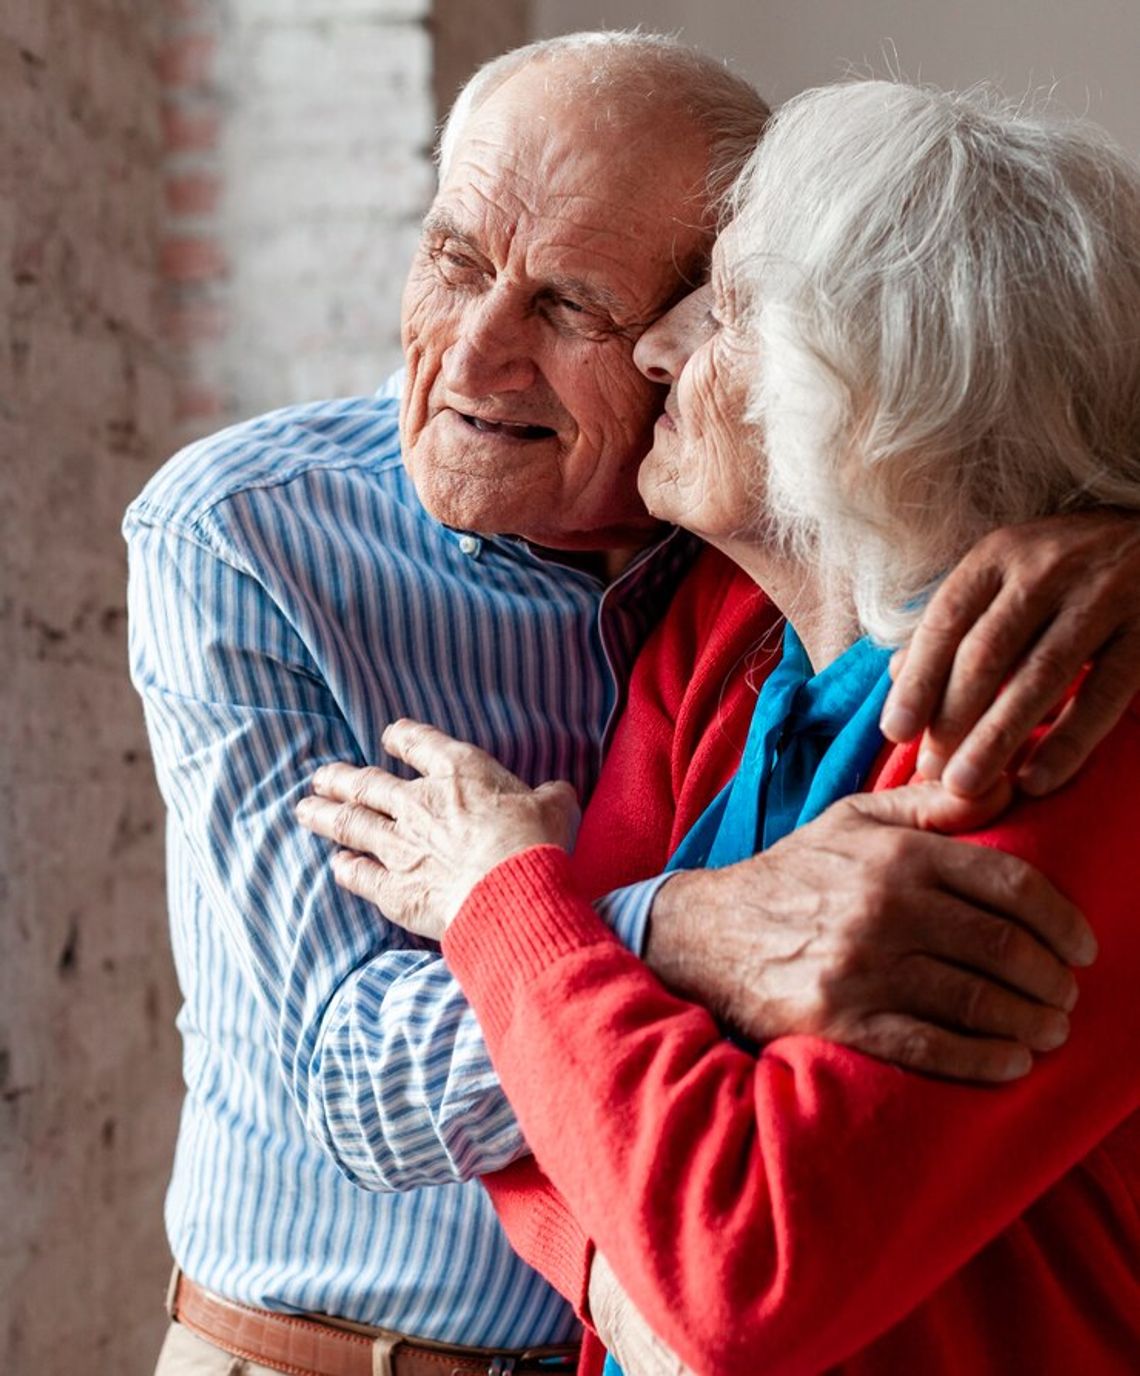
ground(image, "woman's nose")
xmin=633 ymin=286 xmax=710 ymax=385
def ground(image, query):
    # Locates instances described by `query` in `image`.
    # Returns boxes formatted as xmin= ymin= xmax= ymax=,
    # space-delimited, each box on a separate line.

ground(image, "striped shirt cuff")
xmin=593 ymin=872 xmax=678 ymax=959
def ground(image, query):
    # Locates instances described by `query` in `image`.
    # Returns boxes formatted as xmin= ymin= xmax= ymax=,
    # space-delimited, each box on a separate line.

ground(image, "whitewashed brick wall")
xmin=163 ymin=0 xmax=436 ymax=437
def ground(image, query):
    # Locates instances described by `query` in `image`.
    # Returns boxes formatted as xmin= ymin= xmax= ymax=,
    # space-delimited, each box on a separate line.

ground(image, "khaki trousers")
xmin=154 ymin=1321 xmax=283 ymax=1375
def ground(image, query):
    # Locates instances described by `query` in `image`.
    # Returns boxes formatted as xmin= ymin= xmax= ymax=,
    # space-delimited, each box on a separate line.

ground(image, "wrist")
xmin=644 ymin=858 xmax=780 ymax=1036
xmin=644 ymin=868 xmax=743 ymax=1017
xmin=448 ymin=839 xmax=569 ymax=930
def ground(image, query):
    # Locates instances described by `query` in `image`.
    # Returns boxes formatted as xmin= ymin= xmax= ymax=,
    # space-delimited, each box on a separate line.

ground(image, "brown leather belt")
xmin=169 ymin=1271 xmax=579 ymax=1376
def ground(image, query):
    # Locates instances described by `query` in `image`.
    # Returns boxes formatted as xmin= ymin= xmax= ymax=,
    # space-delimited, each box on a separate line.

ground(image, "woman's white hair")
xmin=437 ymin=30 xmax=769 ymax=210
xmin=732 ymin=81 xmax=1140 ymax=643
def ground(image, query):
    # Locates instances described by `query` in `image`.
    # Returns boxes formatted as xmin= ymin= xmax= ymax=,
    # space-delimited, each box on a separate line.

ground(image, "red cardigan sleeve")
xmin=480 ymin=548 xmax=778 ymax=1318
xmin=449 ymin=704 xmax=1140 ymax=1374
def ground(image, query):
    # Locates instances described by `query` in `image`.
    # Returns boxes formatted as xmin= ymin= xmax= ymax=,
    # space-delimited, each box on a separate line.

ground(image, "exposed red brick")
xmin=161 ymin=298 xmax=228 ymax=347
xmin=161 ymin=235 xmax=227 ymax=283
xmin=161 ymin=103 xmax=220 ymax=154
xmin=166 ymin=0 xmax=219 ymax=23
xmin=164 ymin=171 xmax=222 ymax=218
xmin=156 ymin=34 xmax=216 ymax=90
xmin=175 ymin=382 xmax=225 ymax=422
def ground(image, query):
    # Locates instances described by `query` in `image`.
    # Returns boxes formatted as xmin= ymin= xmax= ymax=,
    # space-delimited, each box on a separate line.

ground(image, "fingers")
xmin=894 ymin=952 xmax=1069 ymax=1053
xmin=329 ymin=850 xmax=390 ymax=907
xmin=933 ymin=608 xmax=1104 ymax=796
xmin=381 ymin=718 xmax=505 ymax=779
xmin=843 ymin=777 xmax=1012 ymax=835
xmin=311 ymin=762 xmax=406 ymax=815
xmin=848 ymin=1012 xmax=1032 ymax=1083
xmin=916 ymin=890 xmax=1079 ymax=1013
xmin=879 ymin=561 xmax=1004 ymax=743
xmin=296 ymin=794 xmax=403 ymax=862
xmin=916 ymin=590 xmax=1054 ymax=782
xmin=931 ymin=836 xmax=1097 ymax=970
xmin=1017 ymin=630 xmax=1140 ymax=794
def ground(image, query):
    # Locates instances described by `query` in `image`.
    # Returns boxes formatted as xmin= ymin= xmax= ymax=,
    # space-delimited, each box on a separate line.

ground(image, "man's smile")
xmin=457 ymin=411 xmax=558 ymax=441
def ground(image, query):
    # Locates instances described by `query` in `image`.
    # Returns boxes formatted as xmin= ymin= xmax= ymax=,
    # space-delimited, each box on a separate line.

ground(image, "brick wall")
xmin=0 ymin=3 xmax=182 ymax=1372
xmin=163 ymin=0 xmax=438 ymax=440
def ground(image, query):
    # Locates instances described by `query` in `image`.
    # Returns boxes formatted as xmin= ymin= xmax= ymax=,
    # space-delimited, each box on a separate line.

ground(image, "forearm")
xmin=445 ymin=836 xmax=1140 ymax=1375
xmin=129 ymin=515 xmax=528 ymax=1190
xmin=482 ymin=1159 xmax=594 ymax=1317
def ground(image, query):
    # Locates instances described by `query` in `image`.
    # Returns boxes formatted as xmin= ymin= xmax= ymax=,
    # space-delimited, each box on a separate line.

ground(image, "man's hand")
xmin=646 ymin=780 xmax=1097 ymax=1083
xmin=880 ymin=510 xmax=1140 ymax=797
xmin=588 ymin=1250 xmax=696 ymax=1376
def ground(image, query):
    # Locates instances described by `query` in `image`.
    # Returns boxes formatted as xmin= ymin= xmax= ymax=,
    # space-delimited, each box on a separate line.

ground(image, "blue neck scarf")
xmin=667 ymin=624 xmax=893 ymax=871
xmin=602 ymin=626 xmax=892 ymax=1376
xmin=600 ymin=627 xmax=897 ymax=1376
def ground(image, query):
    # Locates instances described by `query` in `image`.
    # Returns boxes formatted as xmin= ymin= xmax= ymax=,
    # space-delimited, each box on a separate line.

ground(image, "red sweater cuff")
xmin=443 ymin=844 xmax=617 ymax=1049
xmin=483 ymin=1162 xmax=596 ymax=1321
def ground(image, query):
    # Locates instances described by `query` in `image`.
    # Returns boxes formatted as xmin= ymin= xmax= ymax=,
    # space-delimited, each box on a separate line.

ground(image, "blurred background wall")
xmin=1 ymin=2 xmax=1137 ymax=1372
xmin=536 ymin=0 xmax=1140 ymax=154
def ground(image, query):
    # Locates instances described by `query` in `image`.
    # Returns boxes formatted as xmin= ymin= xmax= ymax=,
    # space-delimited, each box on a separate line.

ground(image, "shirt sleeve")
xmin=443 ymin=708 xmax=1140 ymax=1375
xmin=125 ymin=503 xmax=530 ymax=1191
xmin=593 ymin=874 xmax=678 ymax=959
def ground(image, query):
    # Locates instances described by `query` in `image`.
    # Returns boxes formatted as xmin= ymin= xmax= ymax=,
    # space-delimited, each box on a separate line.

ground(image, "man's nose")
xmin=442 ymin=286 xmax=538 ymax=395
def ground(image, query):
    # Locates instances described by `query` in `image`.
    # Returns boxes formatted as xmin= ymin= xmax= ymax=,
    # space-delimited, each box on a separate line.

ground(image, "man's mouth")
xmin=458 ymin=412 xmax=557 ymax=441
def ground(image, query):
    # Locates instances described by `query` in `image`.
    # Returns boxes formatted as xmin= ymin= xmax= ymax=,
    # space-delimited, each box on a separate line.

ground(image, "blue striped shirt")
xmin=124 ymin=382 xmax=694 ymax=1344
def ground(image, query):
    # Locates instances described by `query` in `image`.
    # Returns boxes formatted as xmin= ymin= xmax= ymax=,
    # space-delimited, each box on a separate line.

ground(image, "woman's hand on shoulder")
xmin=295 ymin=719 xmax=580 ymax=941
xmin=881 ymin=509 xmax=1140 ymax=797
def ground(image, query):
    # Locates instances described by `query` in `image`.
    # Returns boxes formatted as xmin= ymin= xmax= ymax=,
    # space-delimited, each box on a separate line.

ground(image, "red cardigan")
xmin=447 ymin=548 xmax=1140 ymax=1375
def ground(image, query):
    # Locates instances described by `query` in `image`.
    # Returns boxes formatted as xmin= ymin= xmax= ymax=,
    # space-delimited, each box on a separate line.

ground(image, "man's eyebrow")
xmin=421 ymin=209 xmax=479 ymax=247
xmin=420 ymin=212 xmax=631 ymax=319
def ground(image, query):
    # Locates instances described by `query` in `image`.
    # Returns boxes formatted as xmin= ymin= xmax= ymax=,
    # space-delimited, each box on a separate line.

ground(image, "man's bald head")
xmin=437 ymin=31 xmax=770 ymax=224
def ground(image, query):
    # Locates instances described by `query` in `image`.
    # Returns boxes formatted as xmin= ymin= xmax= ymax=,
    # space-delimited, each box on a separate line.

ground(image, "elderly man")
xmin=128 ymin=31 xmax=1140 ymax=1376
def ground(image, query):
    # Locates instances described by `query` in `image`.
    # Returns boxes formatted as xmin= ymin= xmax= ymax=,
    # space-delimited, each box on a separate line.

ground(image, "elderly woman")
xmin=301 ymin=83 xmax=1140 ymax=1374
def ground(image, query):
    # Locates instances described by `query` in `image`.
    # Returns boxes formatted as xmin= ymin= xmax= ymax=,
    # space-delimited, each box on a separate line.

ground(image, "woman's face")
xmin=632 ymin=231 xmax=763 ymax=544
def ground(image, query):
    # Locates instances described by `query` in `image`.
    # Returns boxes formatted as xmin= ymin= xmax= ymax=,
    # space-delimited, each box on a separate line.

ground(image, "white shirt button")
xmin=458 ymin=535 xmax=480 ymax=556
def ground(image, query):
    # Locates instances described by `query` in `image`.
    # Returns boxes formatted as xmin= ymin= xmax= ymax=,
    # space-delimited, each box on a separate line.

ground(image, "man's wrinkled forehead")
xmin=435 ymin=64 xmax=714 ymax=306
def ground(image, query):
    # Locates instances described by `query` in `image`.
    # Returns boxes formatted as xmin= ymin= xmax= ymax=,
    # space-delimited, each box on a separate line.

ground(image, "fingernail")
xmin=1017 ymin=763 xmax=1049 ymax=795
xmin=1034 ymin=1013 xmax=1069 ymax=1052
xmin=1060 ymin=980 xmax=1079 ymax=1013
xmin=1073 ymin=934 xmax=1099 ymax=968
xmin=941 ymin=757 xmax=981 ymax=795
xmin=311 ymin=767 xmax=328 ymax=790
xmin=296 ymin=797 xmax=315 ymax=818
xmin=1003 ymin=1048 xmax=1033 ymax=1080
xmin=917 ymin=747 xmax=945 ymax=780
xmin=880 ymin=703 xmax=919 ymax=741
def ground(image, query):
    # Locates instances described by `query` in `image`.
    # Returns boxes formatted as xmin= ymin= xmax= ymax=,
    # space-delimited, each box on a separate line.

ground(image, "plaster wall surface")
xmin=533 ymin=0 xmax=1140 ymax=155
xmin=0 ymin=4 xmax=526 ymax=1371
xmin=0 ymin=3 xmax=182 ymax=1371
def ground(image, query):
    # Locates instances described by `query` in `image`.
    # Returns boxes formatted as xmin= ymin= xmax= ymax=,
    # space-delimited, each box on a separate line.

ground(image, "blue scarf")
xmin=667 ymin=624 xmax=893 ymax=870
xmin=602 ymin=626 xmax=891 ymax=1376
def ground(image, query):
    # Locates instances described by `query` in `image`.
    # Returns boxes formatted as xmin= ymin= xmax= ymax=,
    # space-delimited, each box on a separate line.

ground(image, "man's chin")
xmin=406 ymin=463 xmax=662 ymax=553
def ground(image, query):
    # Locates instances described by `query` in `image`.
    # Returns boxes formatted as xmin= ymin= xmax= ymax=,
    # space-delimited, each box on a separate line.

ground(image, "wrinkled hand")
xmin=588 ymin=1250 xmax=696 ymax=1376
xmin=647 ymin=779 xmax=1097 ymax=1083
xmin=880 ymin=510 xmax=1140 ymax=797
xmin=296 ymin=719 xmax=580 ymax=941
